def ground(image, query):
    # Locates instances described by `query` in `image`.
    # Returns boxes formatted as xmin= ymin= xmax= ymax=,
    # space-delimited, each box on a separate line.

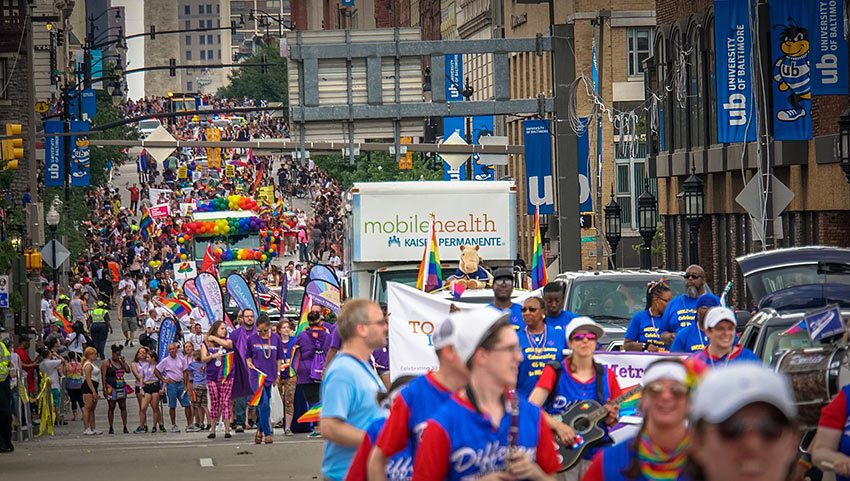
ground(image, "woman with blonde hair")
xmin=81 ymin=347 xmax=103 ymax=435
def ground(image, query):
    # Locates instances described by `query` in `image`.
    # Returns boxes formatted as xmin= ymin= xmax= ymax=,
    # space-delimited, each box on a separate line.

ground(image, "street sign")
xmin=0 ymin=275 xmax=8 ymax=308
xmin=735 ymin=175 xmax=794 ymax=221
xmin=34 ymin=101 xmax=49 ymax=113
xmin=225 ymin=164 xmax=235 ymax=177
xmin=144 ymin=126 xmax=177 ymax=163
xmin=478 ymin=135 xmax=509 ymax=165
xmin=41 ymin=239 xmax=70 ymax=269
xmin=439 ymin=131 xmax=470 ymax=170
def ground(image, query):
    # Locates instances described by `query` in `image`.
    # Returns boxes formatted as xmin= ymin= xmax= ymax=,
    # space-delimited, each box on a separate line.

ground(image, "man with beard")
xmin=660 ymin=265 xmax=708 ymax=345
xmin=489 ymin=267 xmax=523 ymax=330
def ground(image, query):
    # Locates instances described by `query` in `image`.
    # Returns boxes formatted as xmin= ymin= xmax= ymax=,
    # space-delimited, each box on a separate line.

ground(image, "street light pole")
xmin=682 ymin=165 xmax=705 ymax=266
xmin=637 ymin=178 xmax=658 ymax=270
xmin=46 ymin=206 xmax=61 ymax=300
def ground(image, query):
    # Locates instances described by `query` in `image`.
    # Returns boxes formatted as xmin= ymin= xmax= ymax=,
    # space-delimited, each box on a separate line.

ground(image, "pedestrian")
xmin=129 ymin=183 xmax=140 ymax=212
xmin=542 ymin=281 xmax=579 ymax=330
xmin=275 ymin=319 xmax=297 ymax=436
xmin=684 ymin=363 xmax=799 ymax=481
xmin=293 ymin=310 xmax=330 ymax=437
xmin=671 ymin=294 xmax=720 ymax=353
xmin=70 ymin=289 xmax=87 ymax=324
xmin=143 ymin=308 xmax=160 ymax=352
xmin=102 ymin=344 xmax=130 ymax=434
xmin=245 ymin=313 xmax=286 ymax=444
xmin=0 ymin=328 xmax=13 ymax=453
xmin=320 ymin=299 xmax=388 ymax=481
xmin=581 ymin=359 xmax=692 ymax=481
xmin=624 ymin=280 xmax=672 ymax=352
xmin=660 ymin=265 xmax=708 ymax=343
xmin=693 ymin=307 xmax=758 ymax=367
xmin=229 ymin=308 xmax=257 ymax=433
xmin=37 ymin=346 xmax=65 ymax=425
xmin=202 ymin=320 xmax=234 ymax=439
xmin=89 ymin=300 xmax=113 ymax=359
xmin=154 ymin=342 xmax=192 ymax=433
xmin=67 ymin=321 xmax=87 ymax=360
xmin=119 ymin=286 xmax=139 ymax=347
xmin=528 ymin=317 xmax=623 ymax=481
xmin=14 ymin=336 xmax=38 ymax=416
xmin=138 ymin=349 xmax=164 ymax=433
xmin=811 ymin=355 xmax=850 ymax=476
xmin=81 ymin=347 xmax=103 ymax=435
xmin=489 ymin=267 xmax=524 ymax=329
xmin=517 ymin=296 xmax=567 ymax=399
xmin=413 ymin=310 xmax=561 ymax=481
xmin=63 ymin=349 xmax=84 ymax=421
xmin=367 ymin=310 xmax=473 ymax=481
xmin=129 ymin=347 xmax=148 ymax=423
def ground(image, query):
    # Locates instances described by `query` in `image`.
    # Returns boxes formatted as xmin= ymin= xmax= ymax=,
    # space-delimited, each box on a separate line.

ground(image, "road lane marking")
xmin=200 ymin=458 xmax=215 ymax=468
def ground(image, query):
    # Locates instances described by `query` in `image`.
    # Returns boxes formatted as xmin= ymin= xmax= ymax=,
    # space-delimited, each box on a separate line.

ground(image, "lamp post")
xmin=604 ymin=189 xmax=622 ymax=269
xmin=839 ymin=109 xmax=850 ymax=185
xmin=46 ymin=206 xmax=61 ymax=300
xmin=637 ymin=178 xmax=658 ymax=270
xmin=682 ymin=165 xmax=705 ymax=266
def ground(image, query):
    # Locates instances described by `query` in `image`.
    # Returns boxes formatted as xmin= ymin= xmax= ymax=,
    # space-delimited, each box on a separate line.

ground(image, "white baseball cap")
xmin=432 ymin=307 xmax=509 ymax=363
xmin=564 ymin=316 xmax=604 ymax=341
xmin=690 ymin=363 xmax=797 ymax=424
xmin=704 ymin=307 xmax=737 ymax=330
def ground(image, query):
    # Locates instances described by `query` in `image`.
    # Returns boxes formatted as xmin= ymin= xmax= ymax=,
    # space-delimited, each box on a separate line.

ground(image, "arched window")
xmin=653 ymin=30 xmax=669 ymax=153
xmin=671 ymin=27 xmax=687 ymax=151
xmin=687 ymin=21 xmax=704 ymax=149
xmin=706 ymin=14 xmax=718 ymax=144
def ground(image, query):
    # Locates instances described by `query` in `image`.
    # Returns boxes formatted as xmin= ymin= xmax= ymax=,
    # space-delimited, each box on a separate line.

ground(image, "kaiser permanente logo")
xmin=364 ymin=214 xmax=504 ymax=249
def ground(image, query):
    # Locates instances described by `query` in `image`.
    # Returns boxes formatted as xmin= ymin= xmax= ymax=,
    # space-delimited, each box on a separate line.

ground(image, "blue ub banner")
xmin=524 ymin=119 xmax=554 ymax=215
xmin=81 ymin=89 xmax=97 ymax=121
xmin=811 ymin=0 xmax=847 ymax=95
xmin=69 ymin=120 xmax=91 ymax=187
xmin=770 ymin=0 xmax=813 ymax=140
xmin=472 ymin=116 xmax=494 ymax=181
xmin=443 ymin=53 xmax=467 ymax=180
xmin=714 ymin=0 xmax=756 ymax=143
xmin=44 ymin=120 xmax=63 ymax=187
xmin=577 ymin=118 xmax=592 ymax=213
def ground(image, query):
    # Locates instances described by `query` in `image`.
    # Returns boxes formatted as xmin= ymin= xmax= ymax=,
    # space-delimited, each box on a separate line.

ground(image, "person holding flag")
xmin=201 ymin=320 xmax=234 ymax=439
xmin=245 ymin=313 xmax=286 ymax=444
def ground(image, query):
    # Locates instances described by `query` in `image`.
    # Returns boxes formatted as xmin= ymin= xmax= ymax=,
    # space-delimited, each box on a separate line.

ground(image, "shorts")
xmin=143 ymin=382 xmax=161 ymax=395
xmin=106 ymin=384 xmax=127 ymax=401
xmin=122 ymin=317 xmax=137 ymax=333
xmin=192 ymin=384 xmax=208 ymax=407
xmin=51 ymin=388 xmax=60 ymax=408
xmin=165 ymin=381 xmax=191 ymax=408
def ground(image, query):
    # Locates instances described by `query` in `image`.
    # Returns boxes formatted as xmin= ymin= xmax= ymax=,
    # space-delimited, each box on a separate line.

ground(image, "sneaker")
xmin=171 ymin=424 xmax=181 ymax=433
xmin=83 ymin=428 xmax=94 ymax=435
xmin=124 ymin=340 xmax=129 ymax=347
xmin=134 ymin=426 xmax=145 ymax=434
xmin=159 ymin=424 xmax=166 ymax=433
xmin=108 ymin=427 xmax=115 ymax=434
xmin=284 ymin=429 xmax=294 ymax=436
xmin=185 ymin=425 xmax=198 ymax=432
xmin=308 ymin=431 xmax=322 ymax=438
xmin=143 ymin=425 xmax=148 ymax=433
xmin=235 ymin=425 xmax=244 ymax=433
xmin=93 ymin=429 xmax=103 ymax=435
xmin=201 ymin=424 xmax=211 ymax=431
xmin=152 ymin=426 xmax=158 ymax=434
xmin=123 ymin=426 xmax=129 ymax=434
xmin=130 ymin=341 xmax=134 ymax=347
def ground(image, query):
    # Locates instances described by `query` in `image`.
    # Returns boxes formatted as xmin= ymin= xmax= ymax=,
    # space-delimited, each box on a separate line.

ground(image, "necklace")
xmin=706 ymin=347 xmax=732 ymax=369
xmin=525 ymin=326 xmax=546 ymax=353
xmin=261 ymin=335 xmax=272 ymax=360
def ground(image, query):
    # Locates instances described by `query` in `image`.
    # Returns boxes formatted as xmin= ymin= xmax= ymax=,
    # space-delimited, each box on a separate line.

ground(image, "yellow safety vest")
xmin=0 ymin=342 xmax=10 ymax=382
xmin=91 ymin=308 xmax=108 ymax=324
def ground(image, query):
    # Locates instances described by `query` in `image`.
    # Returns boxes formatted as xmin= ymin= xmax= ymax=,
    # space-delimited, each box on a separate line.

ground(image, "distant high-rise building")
xmin=230 ymin=0 xmax=290 ymax=62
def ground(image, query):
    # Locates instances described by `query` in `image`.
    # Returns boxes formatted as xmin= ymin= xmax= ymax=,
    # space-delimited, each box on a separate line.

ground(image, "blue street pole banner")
xmin=472 ymin=116 xmax=494 ymax=181
xmin=811 ymin=0 xmax=847 ymax=95
xmin=443 ymin=53 xmax=467 ymax=180
xmin=713 ymin=0 xmax=756 ymax=143
xmin=524 ymin=119 xmax=554 ymax=215
xmin=44 ymin=120 xmax=63 ymax=187
xmin=770 ymin=0 xmax=813 ymax=140
xmin=69 ymin=120 xmax=91 ymax=186
xmin=341 ymin=0 xmax=353 ymax=5
xmin=81 ymin=89 xmax=97 ymax=121
xmin=91 ymin=49 xmax=103 ymax=89
xmin=577 ymin=118 xmax=592 ymax=213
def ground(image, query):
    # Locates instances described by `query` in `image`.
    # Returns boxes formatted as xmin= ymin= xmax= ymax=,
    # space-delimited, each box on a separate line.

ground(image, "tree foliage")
xmin=217 ymin=44 xmax=288 ymax=104
xmin=313 ymin=152 xmax=442 ymax=189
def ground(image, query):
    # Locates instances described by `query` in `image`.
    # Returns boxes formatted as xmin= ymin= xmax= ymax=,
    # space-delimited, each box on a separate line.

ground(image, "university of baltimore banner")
xmin=524 ymin=119 xmax=555 ymax=215
xmin=44 ymin=121 xmax=63 ymax=187
xmin=713 ymin=0 xmax=757 ymax=143
xmin=810 ymin=0 xmax=847 ymax=95
xmin=770 ymin=0 xmax=813 ymax=140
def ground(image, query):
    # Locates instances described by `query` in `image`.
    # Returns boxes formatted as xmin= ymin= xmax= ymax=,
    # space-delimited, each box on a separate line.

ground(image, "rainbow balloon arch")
xmin=194 ymin=195 xmax=260 ymax=213
xmin=213 ymin=247 xmax=277 ymax=264
xmin=183 ymin=216 xmax=267 ymax=236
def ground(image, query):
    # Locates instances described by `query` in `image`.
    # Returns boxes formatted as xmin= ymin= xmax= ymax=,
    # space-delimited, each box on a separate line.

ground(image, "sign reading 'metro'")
xmin=350 ymin=181 xmax=517 ymax=262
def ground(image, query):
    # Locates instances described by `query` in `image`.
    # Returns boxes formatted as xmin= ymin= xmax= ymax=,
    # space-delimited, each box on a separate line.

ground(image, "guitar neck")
xmin=588 ymin=385 xmax=642 ymax=422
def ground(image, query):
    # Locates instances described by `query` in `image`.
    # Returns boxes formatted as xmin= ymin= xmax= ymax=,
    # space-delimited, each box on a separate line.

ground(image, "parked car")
xmin=736 ymin=246 xmax=850 ymax=363
xmin=551 ymin=270 xmax=687 ymax=350
xmin=138 ymin=119 xmax=162 ymax=139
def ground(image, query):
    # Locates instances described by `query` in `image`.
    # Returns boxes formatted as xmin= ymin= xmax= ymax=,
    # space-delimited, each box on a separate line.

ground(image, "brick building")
xmin=648 ymin=0 xmax=850 ymax=304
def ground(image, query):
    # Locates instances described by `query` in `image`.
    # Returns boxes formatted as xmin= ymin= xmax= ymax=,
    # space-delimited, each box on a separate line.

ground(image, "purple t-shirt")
xmin=293 ymin=325 xmax=330 ymax=384
xmin=203 ymin=340 xmax=232 ymax=382
xmin=280 ymin=337 xmax=295 ymax=380
xmin=246 ymin=332 xmax=286 ymax=387
xmin=231 ymin=324 xmax=257 ymax=363
xmin=324 ymin=323 xmax=342 ymax=352
xmin=156 ymin=355 xmax=187 ymax=382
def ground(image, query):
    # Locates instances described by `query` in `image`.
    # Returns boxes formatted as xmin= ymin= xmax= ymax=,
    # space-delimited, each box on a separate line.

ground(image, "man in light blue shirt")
xmin=320 ymin=299 xmax=388 ymax=481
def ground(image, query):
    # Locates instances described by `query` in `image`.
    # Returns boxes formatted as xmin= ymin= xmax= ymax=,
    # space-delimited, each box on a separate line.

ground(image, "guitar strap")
xmin=544 ymin=360 xmax=562 ymax=409
xmin=593 ymin=362 xmax=604 ymax=402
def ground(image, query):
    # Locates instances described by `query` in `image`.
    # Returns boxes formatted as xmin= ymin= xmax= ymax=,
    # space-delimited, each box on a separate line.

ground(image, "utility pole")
xmin=593 ymin=12 xmax=609 ymax=270
xmin=754 ymin=0 xmax=774 ymax=249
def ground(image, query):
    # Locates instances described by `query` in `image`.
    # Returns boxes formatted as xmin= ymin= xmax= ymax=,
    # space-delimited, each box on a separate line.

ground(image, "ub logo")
xmin=72 ymin=136 xmax=90 ymax=178
xmin=773 ymin=19 xmax=811 ymax=122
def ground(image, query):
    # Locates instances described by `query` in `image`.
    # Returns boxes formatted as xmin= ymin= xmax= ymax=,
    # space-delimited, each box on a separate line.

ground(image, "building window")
xmin=198 ymin=20 xmax=204 ymax=28
xmin=217 ymin=4 xmax=220 ymax=14
xmin=198 ymin=5 xmax=203 ymax=14
xmin=186 ymin=50 xmax=192 ymax=60
xmin=207 ymin=19 xmax=212 ymax=28
xmin=217 ymin=34 xmax=221 ymax=44
xmin=184 ymin=5 xmax=190 ymax=15
xmin=185 ymin=35 xmax=191 ymax=45
xmin=627 ymin=28 xmax=653 ymax=77
xmin=207 ymin=49 xmax=213 ymax=60
xmin=614 ymin=143 xmax=656 ymax=228
xmin=0 ymin=58 xmax=7 ymax=100
xmin=185 ymin=20 xmax=191 ymax=29
xmin=200 ymin=35 xmax=205 ymax=45
xmin=200 ymin=50 xmax=206 ymax=60
xmin=707 ymin=18 xmax=718 ymax=144
xmin=216 ymin=19 xmax=220 ymax=28
xmin=217 ymin=50 xmax=221 ymax=59
xmin=207 ymin=4 xmax=213 ymax=14
xmin=207 ymin=35 xmax=213 ymax=44
xmin=187 ymin=81 xmax=193 ymax=91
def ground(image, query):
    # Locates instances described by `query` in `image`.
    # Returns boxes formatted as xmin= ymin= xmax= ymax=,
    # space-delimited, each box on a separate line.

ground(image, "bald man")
xmin=660 ymin=264 xmax=709 ymax=345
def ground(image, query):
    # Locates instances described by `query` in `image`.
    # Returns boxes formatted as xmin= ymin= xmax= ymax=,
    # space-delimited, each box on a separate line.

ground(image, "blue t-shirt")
xmin=660 ymin=295 xmax=701 ymax=334
xmin=625 ymin=310 xmax=667 ymax=350
xmin=516 ymin=324 xmax=567 ymax=399
xmin=188 ymin=361 xmax=207 ymax=385
xmin=670 ymin=324 xmax=709 ymax=353
xmin=546 ymin=310 xmax=579 ymax=331
xmin=694 ymin=346 xmax=760 ymax=367
xmin=489 ymin=302 xmax=524 ymax=330
xmin=320 ymin=353 xmax=387 ymax=481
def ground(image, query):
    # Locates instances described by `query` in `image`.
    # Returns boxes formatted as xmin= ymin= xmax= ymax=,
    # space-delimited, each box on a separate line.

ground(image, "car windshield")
xmin=194 ymin=237 xmax=214 ymax=259
xmin=285 ymin=289 xmax=303 ymax=311
xmin=374 ymin=269 xmax=420 ymax=305
xmin=229 ymin=234 xmax=258 ymax=250
xmin=139 ymin=120 xmax=160 ymax=130
xmin=761 ymin=324 xmax=824 ymax=365
xmin=746 ymin=262 xmax=850 ymax=300
xmin=568 ymin=277 xmax=687 ymax=321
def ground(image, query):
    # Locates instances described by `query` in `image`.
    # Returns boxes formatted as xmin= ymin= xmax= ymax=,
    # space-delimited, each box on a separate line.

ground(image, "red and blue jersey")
xmin=376 ymin=372 xmax=453 ymax=457
xmin=412 ymin=393 xmax=561 ymax=481
xmin=818 ymin=385 xmax=850 ymax=481
xmin=694 ymin=345 xmax=759 ymax=367
xmin=346 ymin=417 xmax=413 ymax=481
xmin=517 ymin=325 xmax=567 ymax=399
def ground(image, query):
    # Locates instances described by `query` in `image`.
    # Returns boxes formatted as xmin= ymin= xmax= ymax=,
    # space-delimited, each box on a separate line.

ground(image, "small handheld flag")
xmin=54 ymin=308 xmax=72 ymax=334
xmin=220 ymin=352 xmax=234 ymax=381
xmin=297 ymin=402 xmax=322 ymax=423
xmin=416 ymin=213 xmax=442 ymax=292
xmin=780 ymin=319 xmax=807 ymax=337
xmin=248 ymin=369 xmax=267 ymax=407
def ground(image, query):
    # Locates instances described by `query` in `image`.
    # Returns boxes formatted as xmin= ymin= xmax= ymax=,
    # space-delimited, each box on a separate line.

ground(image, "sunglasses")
xmin=645 ymin=382 xmax=688 ymax=398
xmin=521 ymin=307 xmax=539 ymax=313
xmin=684 ymin=274 xmax=703 ymax=280
xmin=714 ymin=414 xmax=791 ymax=442
xmin=570 ymin=332 xmax=597 ymax=342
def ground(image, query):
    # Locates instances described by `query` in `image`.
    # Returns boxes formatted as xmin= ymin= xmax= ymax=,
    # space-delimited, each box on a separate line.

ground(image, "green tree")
xmin=217 ymin=44 xmax=288 ymax=104
xmin=313 ymin=152 xmax=442 ymax=189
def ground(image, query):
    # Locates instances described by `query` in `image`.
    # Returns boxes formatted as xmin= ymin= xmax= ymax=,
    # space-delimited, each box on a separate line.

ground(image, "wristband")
xmin=797 ymin=452 xmax=812 ymax=471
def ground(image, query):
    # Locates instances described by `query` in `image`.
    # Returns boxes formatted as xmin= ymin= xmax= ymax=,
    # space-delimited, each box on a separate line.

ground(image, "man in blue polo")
xmin=660 ymin=264 xmax=708 ymax=345
xmin=670 ymin=293 xmax=719 ymax=353
xmin=489 ymin=267 xmax=523 ymax=329
xmin=542 ymin=281 xmax=578 ymax=331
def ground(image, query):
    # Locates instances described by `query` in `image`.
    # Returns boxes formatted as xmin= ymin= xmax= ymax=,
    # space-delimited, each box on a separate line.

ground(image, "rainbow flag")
xmin=54 ymin=308 xmax=72 ymax=334
xmin=188 ymin=387 xmax=197 ymax=403
xmin=531 ymin=205 xmax=547 ymax=289
xmin=618 ymin=389 xmax=641 ymax=418
xmin=156 ymin=298 xmax=192 ymax=321
xmin=139 ymin=209 xmax=154 ymax=241
xmin=415 ymin=215 xmax=441 ymax=292
xmin=297 ymin=402 xmax=322 ymax=423
xmin=248 ymin=369 xmax=267 ymax=407
xmin=780 ymin=319 xmax=807 ymax=336
xmin=294 ymin=295 xmax=313 ymax=338
xmin=220 ymin=352 xmax=234 ymax=381
xmin=272 ymin=197 xmax=284 ymax=217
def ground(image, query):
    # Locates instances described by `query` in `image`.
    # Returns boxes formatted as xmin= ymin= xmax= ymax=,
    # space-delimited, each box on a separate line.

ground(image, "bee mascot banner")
xmin=770 ymin=0 xmax=813 ymax=140
xmin=70 ymin=120 xmax=91 ymax=186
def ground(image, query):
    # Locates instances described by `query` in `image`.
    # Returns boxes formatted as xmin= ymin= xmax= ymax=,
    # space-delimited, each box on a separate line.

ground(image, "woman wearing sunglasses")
xmin=684 ymin=363 xmax=800 ymax=481
xmin=624 ymin=280 xmax=672 ymax=352
xmin=580 ymin=359 xmax=691 ymax=481
xmin=529 ymin=317 xmax=623 ymax=481
xmin=516 ymin=297 xmax=567 ymax=399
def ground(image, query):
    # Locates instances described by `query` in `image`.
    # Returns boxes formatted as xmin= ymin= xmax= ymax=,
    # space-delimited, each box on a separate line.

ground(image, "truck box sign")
xmin=352 ymin=181 xmax=516 ymax=262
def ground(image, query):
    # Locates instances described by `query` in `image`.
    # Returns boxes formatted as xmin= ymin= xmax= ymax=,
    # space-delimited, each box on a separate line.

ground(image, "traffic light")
xmin=169 ymin=58 xmax=176 ymax=77
xmin=25 ymin=250 xmax=42 ymax=271
xmin=1 ymin=123 xmax=23 ymax=170
xmin=150 ymin=25 xmax=156 ymax=40
xmin=261 ymin=55 xmax=268 ymax=74
xmin=398 ymin=137 xmax=413 ymax=169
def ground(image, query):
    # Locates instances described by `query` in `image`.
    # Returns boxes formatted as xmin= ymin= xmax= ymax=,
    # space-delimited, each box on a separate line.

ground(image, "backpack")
xmin=309 ymin=329 xmax=327 ymax=381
